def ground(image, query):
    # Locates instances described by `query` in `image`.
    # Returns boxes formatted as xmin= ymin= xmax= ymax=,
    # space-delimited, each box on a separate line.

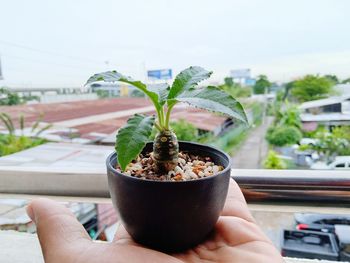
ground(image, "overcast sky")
xmin=0 ymin=0 xmax=349 ymax=87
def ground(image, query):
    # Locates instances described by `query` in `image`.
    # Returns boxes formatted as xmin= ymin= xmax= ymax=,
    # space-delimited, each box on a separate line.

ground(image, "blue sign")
xmin=147 ymin=69 xmax=172 ymax=80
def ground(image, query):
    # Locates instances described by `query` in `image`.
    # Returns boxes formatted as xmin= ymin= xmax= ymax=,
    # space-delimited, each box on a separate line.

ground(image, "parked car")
xmin=310 ymin=156 xmax=350 ymax=170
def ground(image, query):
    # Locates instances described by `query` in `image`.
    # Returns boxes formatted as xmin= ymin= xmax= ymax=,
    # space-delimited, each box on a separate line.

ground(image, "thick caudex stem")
xmin=153 ymin=130 xmax=179 ymax=174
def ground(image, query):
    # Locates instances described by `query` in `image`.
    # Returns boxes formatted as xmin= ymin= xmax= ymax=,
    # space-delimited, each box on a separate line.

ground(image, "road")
xmin=232 ymin=117 xmax=273 ymax=169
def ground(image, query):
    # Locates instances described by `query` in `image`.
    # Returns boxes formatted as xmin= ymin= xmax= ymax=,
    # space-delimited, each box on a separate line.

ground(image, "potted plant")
xmin=86 ymin=66 xmax=248 ymax=252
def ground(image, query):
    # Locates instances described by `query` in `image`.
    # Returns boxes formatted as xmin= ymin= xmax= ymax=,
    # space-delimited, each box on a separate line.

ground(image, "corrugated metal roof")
xmin=299 ymin=95 xmax=350 ymax=110
xmin=301 ymin=113 xmax=350 ymax=122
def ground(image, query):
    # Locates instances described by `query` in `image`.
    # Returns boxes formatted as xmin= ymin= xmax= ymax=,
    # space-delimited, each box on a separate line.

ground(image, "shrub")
xmin=263 ymin=150 xmax=286 ymax=169
xmin=170 ymin=119 xmax=199 ymax=141
xmin=266 ymin=126 xmax=302 ymax=147
xmin=0 ymin=134 xmax=45 ymax=156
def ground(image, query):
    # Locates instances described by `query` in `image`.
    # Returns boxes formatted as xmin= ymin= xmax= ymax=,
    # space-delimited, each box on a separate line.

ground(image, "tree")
xmin=253 ymin=75 xmax=271 ymax=94
xmin=324 ymin=74 xmax=339 ymax=84
xmin=219 ymin=77 xmax=251 ymax=98
xmin=291 ymin=75 xmax=334 ymax=102
xmin=0 ymin=87 xmax=22 ymax=106
xmin=342 ymin=77 xmax=350 ymax=84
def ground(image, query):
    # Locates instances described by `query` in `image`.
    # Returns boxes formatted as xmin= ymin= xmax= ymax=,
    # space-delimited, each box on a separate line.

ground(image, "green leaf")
xmin=174 ymin=86 xmax=248 ymax=124
xmin=167 ymin=66 xmax=212 ymax=99
xmin=85 ymin=71 xmax=161 ymax=110
xmin=147 ymin=83 xmax=170 ymax=105
xmin=116 ymin=114 xmax=155 ymax=171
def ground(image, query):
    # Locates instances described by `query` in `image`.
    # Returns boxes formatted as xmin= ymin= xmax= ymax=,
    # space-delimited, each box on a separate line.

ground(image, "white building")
xmin=299 ymin=95 xmax=350 ymax=130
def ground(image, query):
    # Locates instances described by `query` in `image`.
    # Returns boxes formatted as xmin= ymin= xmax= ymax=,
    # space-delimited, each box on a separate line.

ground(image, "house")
xmin=299 ymin=95 xmax=350 ymax=130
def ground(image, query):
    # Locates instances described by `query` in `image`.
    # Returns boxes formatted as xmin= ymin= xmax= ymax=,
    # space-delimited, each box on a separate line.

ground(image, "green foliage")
xmin=209 ymin=124 xmax=247 ymax=155
xmin=310 ymin=126 xmax=350 ymax=159
xmin=0 ymin=113 xmax=49 ymax=157
xmin=116 ymin=114 xmax=155 ymax=171
xmin=96 ymin=89 xmax=109 ymax=98
xmin=0 ymin=134 xmax=45 ymax=157
xmin=342 ymin=77 xmax=350 ymax=84
xmin=0 ymin=87 xmax=39 ymax=105
xmin=253 ymin=75 xmax=271 ymax=94
xmin=130 ymin=89 xmax=145 ymax=97
xmin=219 ymin=78 xmax=252 ymax=98
xmin=167 ymin=66 xmax=212 ymax=99
xmin=274 ymin=103 xmax=302 ymax=129
xmin=175 ymin=86 xmax=248 ymax=124
xmin=291 ymin=75 xmax=334 ymax=102
xmin=263 ymin=150 xmax=286 ymax=169
xmin=86 ymin=66 xmax=248 ymax=171
xmin=266 ymin=126 xmax=302 ymax=147
xmin=324 ymin=74 xmax=339 ymax=84
xmin=170 ymin=119 xmax=198 ymax=141
xmin=0 ymin=87 xmax=22 ymax=106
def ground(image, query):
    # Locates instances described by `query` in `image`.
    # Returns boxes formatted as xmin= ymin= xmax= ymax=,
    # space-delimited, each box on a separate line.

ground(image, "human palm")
xmin=27 ymin=179 xmax=283 ymax=263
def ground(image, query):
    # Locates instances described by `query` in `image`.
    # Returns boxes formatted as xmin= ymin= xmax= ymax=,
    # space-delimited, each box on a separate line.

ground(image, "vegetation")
xmin=253 ymin=75 xmax=271 ymax=94
xmin=86 ymin=66 xmax=248 ymax=173
xmin=266 ymin=126 xmax=302 ymax=147
xmin=291 ymin=75 xmax=334 ymax=102
xmin=96 ymin=89 xmax=109 ymax=98
xmin=219 ymin=77 xmax=252 ymax=98
xmin=308 ymin=126 xmax=350 ymax=161
xmin=169 ymin=119 xmax=198 ymax=141
xmin=273 ymin=103 xmax=302 ymax=129
xmin=263 ymin=150 xmax=286 ymax=169
xmin=0 ymin=113 xmax=50 ymax=156
xmin=0 ymin=87 xmax=39 ymax=106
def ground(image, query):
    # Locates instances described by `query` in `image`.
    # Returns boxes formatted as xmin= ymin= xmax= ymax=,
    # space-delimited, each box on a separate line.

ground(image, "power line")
xmin=0 ymin=39 xmax=104 ymax=65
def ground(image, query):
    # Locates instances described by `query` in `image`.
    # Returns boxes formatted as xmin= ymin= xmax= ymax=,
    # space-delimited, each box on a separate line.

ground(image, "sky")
xmin=0 ymin=0 xmax=349 ymax=87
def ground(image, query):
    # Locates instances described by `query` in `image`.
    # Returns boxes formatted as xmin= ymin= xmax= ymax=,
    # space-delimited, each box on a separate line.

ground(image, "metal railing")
xmin=0 ymin=166 xmax=349 ymax=205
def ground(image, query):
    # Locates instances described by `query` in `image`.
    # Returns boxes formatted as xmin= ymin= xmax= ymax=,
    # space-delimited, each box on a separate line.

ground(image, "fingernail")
xmin=26 ymin=204 xmax=36 ymax=223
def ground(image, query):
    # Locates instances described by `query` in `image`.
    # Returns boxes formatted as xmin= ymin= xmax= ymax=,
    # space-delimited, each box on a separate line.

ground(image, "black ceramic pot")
xmin=106 ymin=141 xmax=231 ymax=252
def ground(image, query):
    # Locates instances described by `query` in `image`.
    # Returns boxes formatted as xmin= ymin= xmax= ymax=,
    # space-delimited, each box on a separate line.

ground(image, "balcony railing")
xmin=1 ymin=165 xmax=349 ymax=204
xmin=1 ymin=166 xmax=349 ymax=263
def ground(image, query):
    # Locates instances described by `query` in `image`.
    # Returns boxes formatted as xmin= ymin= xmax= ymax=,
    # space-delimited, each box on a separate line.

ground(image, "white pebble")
xmin=212 ymin=165 xmax=219 ymax=174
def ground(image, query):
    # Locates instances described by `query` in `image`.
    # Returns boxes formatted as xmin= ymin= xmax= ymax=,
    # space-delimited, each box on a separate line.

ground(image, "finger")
xmin=27 ymin=198 xmax=91 ymax=260
xmin=221 ymin=178 xmax=255 ymax=222
xmin=113 ymin=221 xmax=137 ymax=245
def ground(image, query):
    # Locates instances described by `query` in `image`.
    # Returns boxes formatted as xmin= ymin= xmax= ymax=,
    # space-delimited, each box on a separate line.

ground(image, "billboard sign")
xmin=147 ymin=69 xmax=172 ymax=80
xmin=230 ymin=69 xmax=251 ymax=79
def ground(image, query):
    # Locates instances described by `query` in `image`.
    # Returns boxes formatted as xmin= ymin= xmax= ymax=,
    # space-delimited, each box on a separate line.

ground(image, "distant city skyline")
xmin=0 ymin=0 xmax=349 ymax=87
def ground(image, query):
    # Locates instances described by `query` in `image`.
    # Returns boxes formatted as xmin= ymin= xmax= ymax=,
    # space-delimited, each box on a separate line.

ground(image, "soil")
xmin=115 ymin=151 xmax=224 ymax=181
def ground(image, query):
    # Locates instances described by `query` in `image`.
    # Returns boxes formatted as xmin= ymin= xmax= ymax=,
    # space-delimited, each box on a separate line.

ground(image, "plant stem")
xmin=159 ymin=107 xmax=166 ymax=129
xmin=165 ymin=103 xmax=176 ymax=129
xmin=154 ymin=122 xmax=162 ymax=131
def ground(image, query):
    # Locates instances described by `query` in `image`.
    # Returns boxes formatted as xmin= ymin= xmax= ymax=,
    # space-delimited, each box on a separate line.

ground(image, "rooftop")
xmin=0 ymin=98 xmax=229 ymax=143
xmin=299 ymin=95 xmax=350 ymax=110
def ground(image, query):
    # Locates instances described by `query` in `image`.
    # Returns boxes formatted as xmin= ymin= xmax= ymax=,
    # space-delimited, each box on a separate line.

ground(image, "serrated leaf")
xmin=167 ymin=66 xmax=212 ymax=99
xmin=147 ymin=83 xmax=170 ymax=105
xmin=116 ymin=114 xmax=155 ymax=171
xmin=174 ymin=86 xmax=248 ymax=124
xmin=86 ymin=71 xmax=161 ymax=111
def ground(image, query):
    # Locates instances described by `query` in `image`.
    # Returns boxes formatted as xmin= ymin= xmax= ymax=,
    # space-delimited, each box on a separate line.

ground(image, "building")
xmin=299 ymin=95 xmax=350 ymax=130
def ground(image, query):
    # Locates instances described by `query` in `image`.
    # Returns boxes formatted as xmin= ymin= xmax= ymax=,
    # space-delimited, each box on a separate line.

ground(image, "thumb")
xmin=27 ymin=198 xmax=91 ymax=262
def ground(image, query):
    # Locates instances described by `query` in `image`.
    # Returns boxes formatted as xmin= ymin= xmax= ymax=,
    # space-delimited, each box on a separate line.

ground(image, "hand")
xmin=27 ymin=179 xmax=283 ymax=263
